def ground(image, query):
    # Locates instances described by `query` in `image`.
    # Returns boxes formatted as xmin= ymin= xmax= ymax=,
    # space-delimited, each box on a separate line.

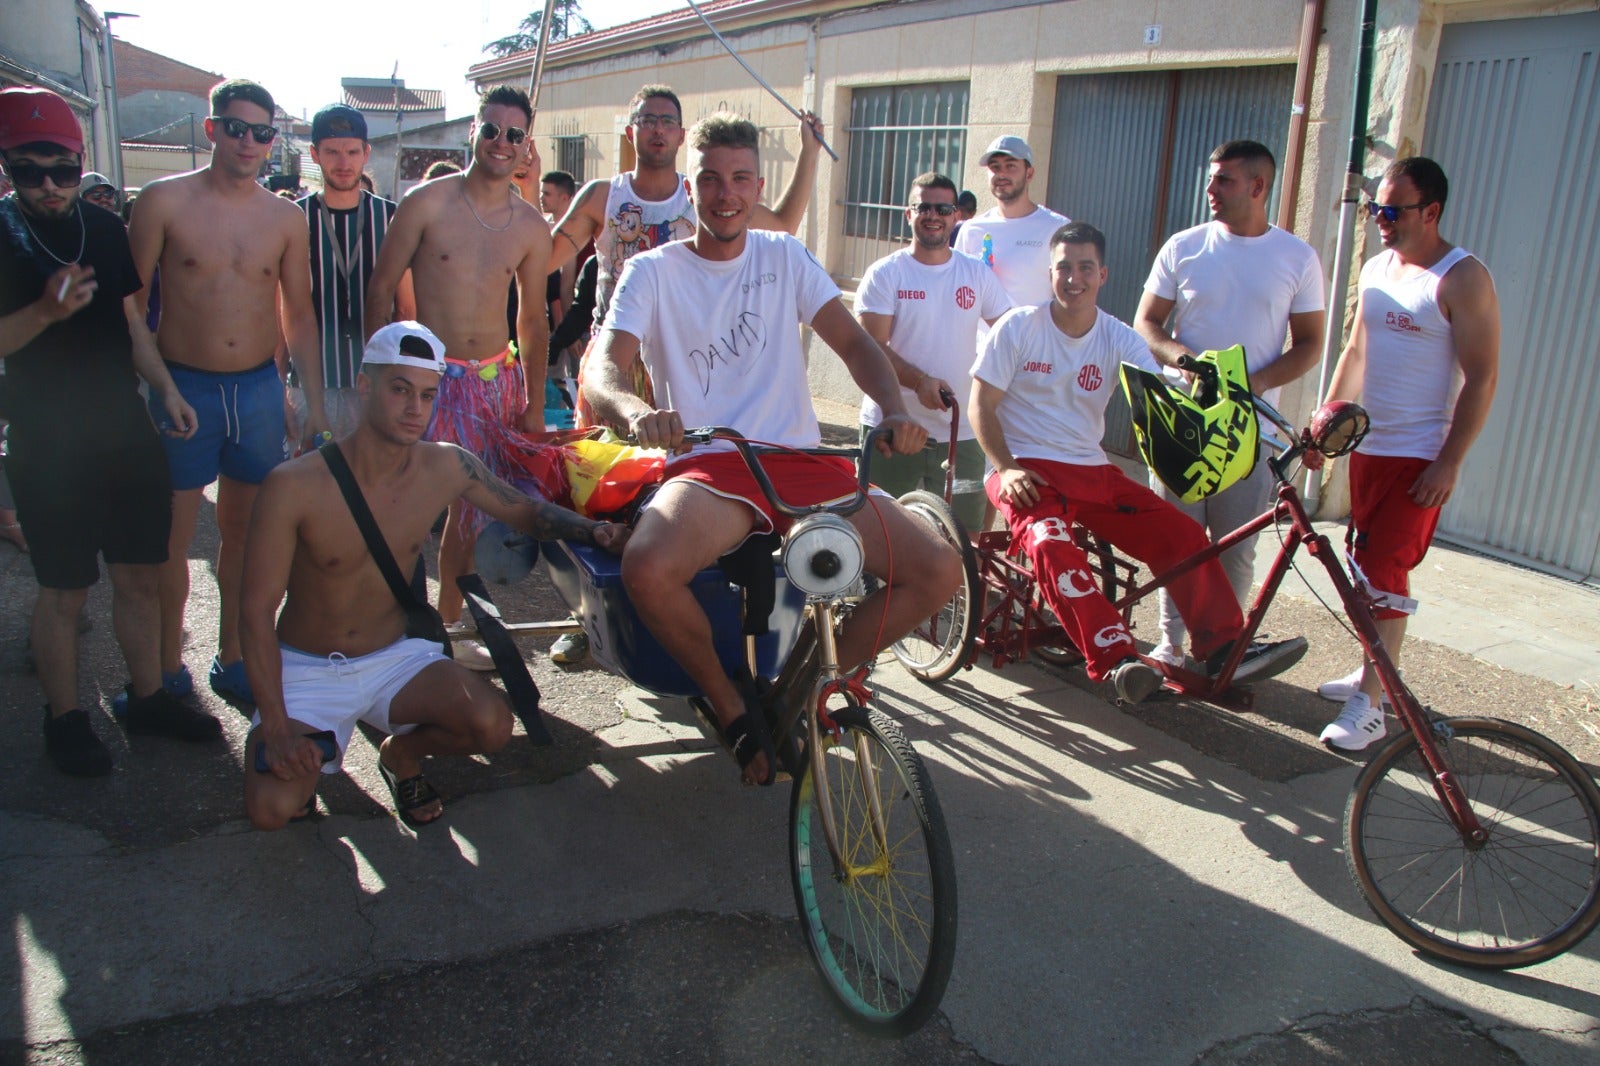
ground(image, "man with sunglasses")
xmin=284 ymin=104 xmax=414 ymax=445
xmin=1134 ymin=139 xmax=1326 ymax=671
xmin=127 ymin=78 xmax=325 ymax=712
xmin=1315 ymin=157 xmax=1500 ymax=752
xmin=0 ymin=86 xmax=222 ymax=776
xmin=363 ymin=86 xmax=552 ymax=663
xmin=855 ymin=171 xmax=1012 ymax=532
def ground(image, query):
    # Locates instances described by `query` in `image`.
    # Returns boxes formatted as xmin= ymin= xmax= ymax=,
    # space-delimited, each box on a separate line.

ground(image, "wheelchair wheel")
xmin=1346 ymin=717 xmax=1600 ymax=968
xmin=890 ymin=490 xmax=979 ymax=682
xmin=790 ymin=703 xmax=957 ymax=1036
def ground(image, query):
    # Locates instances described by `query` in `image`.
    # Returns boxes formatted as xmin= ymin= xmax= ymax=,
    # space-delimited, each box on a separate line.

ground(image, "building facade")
xmin=471 ymin=0 xmax=1600 ymax=581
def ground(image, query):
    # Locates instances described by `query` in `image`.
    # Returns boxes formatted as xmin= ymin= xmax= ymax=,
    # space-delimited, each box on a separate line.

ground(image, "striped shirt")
xmin=296 ymin=190 xmax=397 ymax=388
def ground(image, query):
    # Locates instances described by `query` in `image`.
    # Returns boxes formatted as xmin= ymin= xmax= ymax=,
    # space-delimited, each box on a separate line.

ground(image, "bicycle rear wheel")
xmin=890 ymin=490 xmax=979 ymax=683
xmin=790 ymin=703 xmax=958 ymax=1036
xmin=1346 ymin=716 xmax=1600 ymax=968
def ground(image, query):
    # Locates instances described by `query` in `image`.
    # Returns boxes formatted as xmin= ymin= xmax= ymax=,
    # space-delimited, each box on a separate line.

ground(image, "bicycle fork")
xmin=803 ymin=600 xmax=893 ymax=879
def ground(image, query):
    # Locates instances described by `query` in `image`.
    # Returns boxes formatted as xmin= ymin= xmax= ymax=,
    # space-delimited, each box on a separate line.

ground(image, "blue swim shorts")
xmin=152 ymin=359 xmax=288 ymax=490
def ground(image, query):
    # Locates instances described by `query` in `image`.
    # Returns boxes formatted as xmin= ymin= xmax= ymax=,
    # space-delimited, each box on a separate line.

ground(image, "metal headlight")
xmin=782 ymin=513 xmax=864 ymax=598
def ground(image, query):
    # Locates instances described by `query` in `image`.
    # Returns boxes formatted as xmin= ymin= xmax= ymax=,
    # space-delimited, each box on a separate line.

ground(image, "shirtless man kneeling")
xmin=241 ymin=322 xmax=627 ymax=831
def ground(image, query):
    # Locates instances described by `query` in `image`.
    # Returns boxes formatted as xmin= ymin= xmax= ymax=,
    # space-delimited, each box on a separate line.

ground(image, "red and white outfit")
xmin=973 ymin=305 xmax=1244 ymax=680
xmin=603 ymin=230 xmax=858 ymax=531
xmin=1348 ymin=245 xmax=1483 ymax=618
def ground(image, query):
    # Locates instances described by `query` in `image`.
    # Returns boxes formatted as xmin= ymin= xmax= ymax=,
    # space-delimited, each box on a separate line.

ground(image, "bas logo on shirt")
xmin=954 ymin=286 xmax=975 ymax=310
xmin=1077 ymin=365 xmax=1103 ymax=391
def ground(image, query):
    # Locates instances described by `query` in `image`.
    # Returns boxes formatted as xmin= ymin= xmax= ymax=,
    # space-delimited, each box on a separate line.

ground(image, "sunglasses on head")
xmin=478 ymin=121 xmax=527 ymax=145
xmin=211 ymin=115 xmax=279 ymax=144
xmin=912 ymin=202 xmax=958 ymax=216
xmin=3 ymin=160 xmax=83 ymax=189
xmin=1364 ymin=199 xmax=1429 ymax=223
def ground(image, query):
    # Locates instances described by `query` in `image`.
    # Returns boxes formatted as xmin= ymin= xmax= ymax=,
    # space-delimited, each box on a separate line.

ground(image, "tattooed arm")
xmin=448 ymin=445 xmax=631 ymax=553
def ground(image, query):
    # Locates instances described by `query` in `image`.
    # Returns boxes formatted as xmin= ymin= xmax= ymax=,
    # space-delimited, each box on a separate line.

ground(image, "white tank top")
xmin=1356 ymin=246 xmax=1479 ymax=460
xmin=593 ymin=172 xmax=696 ymax=326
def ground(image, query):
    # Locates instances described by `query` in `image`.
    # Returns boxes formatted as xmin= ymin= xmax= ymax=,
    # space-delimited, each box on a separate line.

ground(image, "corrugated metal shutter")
xmin=1423 ymin=12 xmax=1600 ymax=580
xmin=1047 ymin=65 xmax=1293 ymax=454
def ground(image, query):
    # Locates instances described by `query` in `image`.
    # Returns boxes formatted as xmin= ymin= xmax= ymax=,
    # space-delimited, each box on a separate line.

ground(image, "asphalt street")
xmin=2 ymin=479 xmax=1597 ymax=1064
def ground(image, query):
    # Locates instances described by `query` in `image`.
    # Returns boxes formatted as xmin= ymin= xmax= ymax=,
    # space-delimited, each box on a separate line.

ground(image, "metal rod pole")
xmin=684 ymin=0 xmax=838 ymax=161
xmin=527 ymin=0 xmax=559 ymax=120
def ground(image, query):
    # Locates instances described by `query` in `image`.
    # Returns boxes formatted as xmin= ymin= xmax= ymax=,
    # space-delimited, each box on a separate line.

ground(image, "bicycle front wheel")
xmin=790 ymin=704 xmax=958 ymax=1036
xmin=1346 ymin=716 xmax=1600 ymax=968
xmin=890 ymin=490 xmax=979 ymax=683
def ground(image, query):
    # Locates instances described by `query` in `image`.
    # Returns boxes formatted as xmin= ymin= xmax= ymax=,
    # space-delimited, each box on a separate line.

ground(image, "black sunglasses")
xmin=478 ymin=121 xmax=527 ymax=145
xmin=4 ymin=160 xmax=83 ymax=189
xmin=1364 ymin=199 xmax=1429 ymax=224
xmin=211 ymin=115 xmax=279 ymax=144
xmin=912 ymin=202 xmax=958 ymax=216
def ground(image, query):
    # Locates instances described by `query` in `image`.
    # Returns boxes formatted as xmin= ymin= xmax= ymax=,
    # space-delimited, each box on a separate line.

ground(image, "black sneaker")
xmin=43 ymin=708 xmax=113 ymax=777
xmin=1109 ymin=657 xmax=1163 ymax=704
xmin=1207 ymin=637 xmax=1310 ymax=685
xmin=122 ymin=686 xmax=223 ymax=742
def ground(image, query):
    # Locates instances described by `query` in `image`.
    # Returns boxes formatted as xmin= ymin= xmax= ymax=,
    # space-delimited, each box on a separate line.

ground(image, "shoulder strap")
xmin=321 ymin=442 xmax=421 ymax=611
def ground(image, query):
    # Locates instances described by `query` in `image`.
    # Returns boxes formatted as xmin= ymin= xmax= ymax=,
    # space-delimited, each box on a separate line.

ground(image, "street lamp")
xmin=101 ymin=11 xmax=139 ymax=193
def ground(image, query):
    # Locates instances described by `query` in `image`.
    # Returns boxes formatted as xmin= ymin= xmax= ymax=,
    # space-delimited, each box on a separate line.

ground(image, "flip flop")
xmin=377 ymin=758 xmax=444 ymax=829
xmin=720 ymin=710 xmax=778 ymax=787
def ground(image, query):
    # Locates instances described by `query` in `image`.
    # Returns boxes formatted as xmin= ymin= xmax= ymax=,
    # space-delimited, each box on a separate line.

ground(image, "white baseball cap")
xmin=362 ymin=321 xmax=447 ymax=374
xmin=979 ymin=135 xmax=1034 ymax=167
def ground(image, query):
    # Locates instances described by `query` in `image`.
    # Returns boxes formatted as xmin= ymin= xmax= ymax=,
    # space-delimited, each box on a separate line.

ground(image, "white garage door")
xmin=1424 ymin=11 xmax=1600 ymax=581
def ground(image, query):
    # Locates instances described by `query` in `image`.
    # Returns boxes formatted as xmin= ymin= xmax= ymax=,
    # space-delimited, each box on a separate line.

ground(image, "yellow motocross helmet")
xmin=1120 ymin=344 xmax=1259 ymax=504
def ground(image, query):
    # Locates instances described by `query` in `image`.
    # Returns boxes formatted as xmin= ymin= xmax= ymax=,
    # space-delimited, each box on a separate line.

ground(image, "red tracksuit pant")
xmin=987 ymin=460 xmax=1243 ymax=681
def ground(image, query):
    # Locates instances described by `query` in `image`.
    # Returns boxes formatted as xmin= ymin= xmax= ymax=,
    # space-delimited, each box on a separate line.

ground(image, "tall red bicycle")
xmin=890 ymin=371 xmax=1600 ymax=969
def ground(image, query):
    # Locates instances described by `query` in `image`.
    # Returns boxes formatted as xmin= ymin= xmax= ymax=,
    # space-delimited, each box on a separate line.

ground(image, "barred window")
xmin=555 ymin=135 xmax=586 ymax=181
xmin=841 ymin=82 xmax=969 ymax=280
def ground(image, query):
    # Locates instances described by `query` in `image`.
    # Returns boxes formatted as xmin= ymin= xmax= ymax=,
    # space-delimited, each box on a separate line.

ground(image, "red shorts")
xmin=663 ymin=451 xmax=860 ymax=535
xmin=1348 ymin=452 xmax=1442 ymax=620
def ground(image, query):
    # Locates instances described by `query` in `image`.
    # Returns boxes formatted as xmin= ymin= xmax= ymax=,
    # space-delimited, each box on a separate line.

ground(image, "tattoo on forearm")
xmin=453 ymin=447 xmax=602 ymax=541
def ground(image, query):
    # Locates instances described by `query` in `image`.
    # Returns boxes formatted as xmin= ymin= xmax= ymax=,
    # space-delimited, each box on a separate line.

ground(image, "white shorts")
xmin=254 ymin=638 xmax=450 ymax=771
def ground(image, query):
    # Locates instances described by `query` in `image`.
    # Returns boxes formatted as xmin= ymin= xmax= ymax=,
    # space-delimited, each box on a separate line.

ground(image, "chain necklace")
xmin=459 ymin=180 xmax=513 ymax=233
xmin=18 ymin=200 xmax=85 ymax=265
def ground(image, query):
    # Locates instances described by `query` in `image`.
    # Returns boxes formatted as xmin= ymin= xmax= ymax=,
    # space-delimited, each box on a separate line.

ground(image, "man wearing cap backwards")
xmin=242 ymin=321 xmax=629 ymax=830
xmin=127 ymin=78 xmax=325 ymax=712
xmin=0 ymin=85 xmax=222 ymax=776
xmin=364 ymin=85 xmax=551 ymax=663
xmin=954 ymin=135 xmax=1070 ymax=312
xmin=1134 ymin=139 xmax=1326 ymax=672
xmin=285 ymin=104 xmax=414 ymax=444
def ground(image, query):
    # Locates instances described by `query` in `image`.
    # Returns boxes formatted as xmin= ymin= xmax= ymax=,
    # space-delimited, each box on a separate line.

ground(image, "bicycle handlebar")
xmin=677 ymin=426 xmax=877 ymax=519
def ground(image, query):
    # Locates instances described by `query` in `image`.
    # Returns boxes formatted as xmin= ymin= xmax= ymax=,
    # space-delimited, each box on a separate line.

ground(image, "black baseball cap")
xmin=311 ymin=104 xmax=367 ymax=144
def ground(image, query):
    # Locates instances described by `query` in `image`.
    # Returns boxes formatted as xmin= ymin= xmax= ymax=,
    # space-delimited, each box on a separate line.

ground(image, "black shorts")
xmin=8 ymin=426 xmax=173 ymax=590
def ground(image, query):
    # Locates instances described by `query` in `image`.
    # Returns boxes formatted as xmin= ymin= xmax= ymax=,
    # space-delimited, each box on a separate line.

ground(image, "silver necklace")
xmin=19 ymin=200 xmax=85 ymax=265
xmin=459 ymin=180 xmax=513 ymax=233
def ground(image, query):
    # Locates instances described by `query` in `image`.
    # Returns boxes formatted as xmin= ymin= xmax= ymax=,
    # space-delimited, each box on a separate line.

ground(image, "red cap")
xmin=0 ymin=87 xmax=85 ymax=155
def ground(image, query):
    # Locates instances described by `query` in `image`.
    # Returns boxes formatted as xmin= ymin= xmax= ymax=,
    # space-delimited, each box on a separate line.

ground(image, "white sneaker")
xmin=1149 ymin=642 xmax=1185 ymax=669
xmin=452 ymin=639 xmax=499 ymax=672
xmin=550 ymin=630 xmax=589 ymax=664
xmin=1319 ymin=692 xmax=1387 ymax=752
xmin=1317 ymin=666 xmax=1394 ymax=706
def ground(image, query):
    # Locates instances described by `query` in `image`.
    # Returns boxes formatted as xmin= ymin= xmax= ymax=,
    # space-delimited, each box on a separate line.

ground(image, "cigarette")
xmin=57 ymin=276 xmax=71 ymax=302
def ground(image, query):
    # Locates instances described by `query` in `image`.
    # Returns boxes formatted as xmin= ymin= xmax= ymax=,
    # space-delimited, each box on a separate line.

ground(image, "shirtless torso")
xmin=124 ymin=94 xmax=325 ymax=699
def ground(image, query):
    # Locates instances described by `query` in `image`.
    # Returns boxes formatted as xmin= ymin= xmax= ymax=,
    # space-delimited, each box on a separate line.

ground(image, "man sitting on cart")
xmin=969 ymin=221 xmax=1305 ymax=704
xmin=584 ymin=113 xmax=963 ymax=786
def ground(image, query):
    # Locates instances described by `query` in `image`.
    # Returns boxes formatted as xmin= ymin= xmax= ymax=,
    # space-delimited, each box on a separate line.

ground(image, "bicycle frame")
xmin=1116 ymin=444 xmax=1485 ymax=843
